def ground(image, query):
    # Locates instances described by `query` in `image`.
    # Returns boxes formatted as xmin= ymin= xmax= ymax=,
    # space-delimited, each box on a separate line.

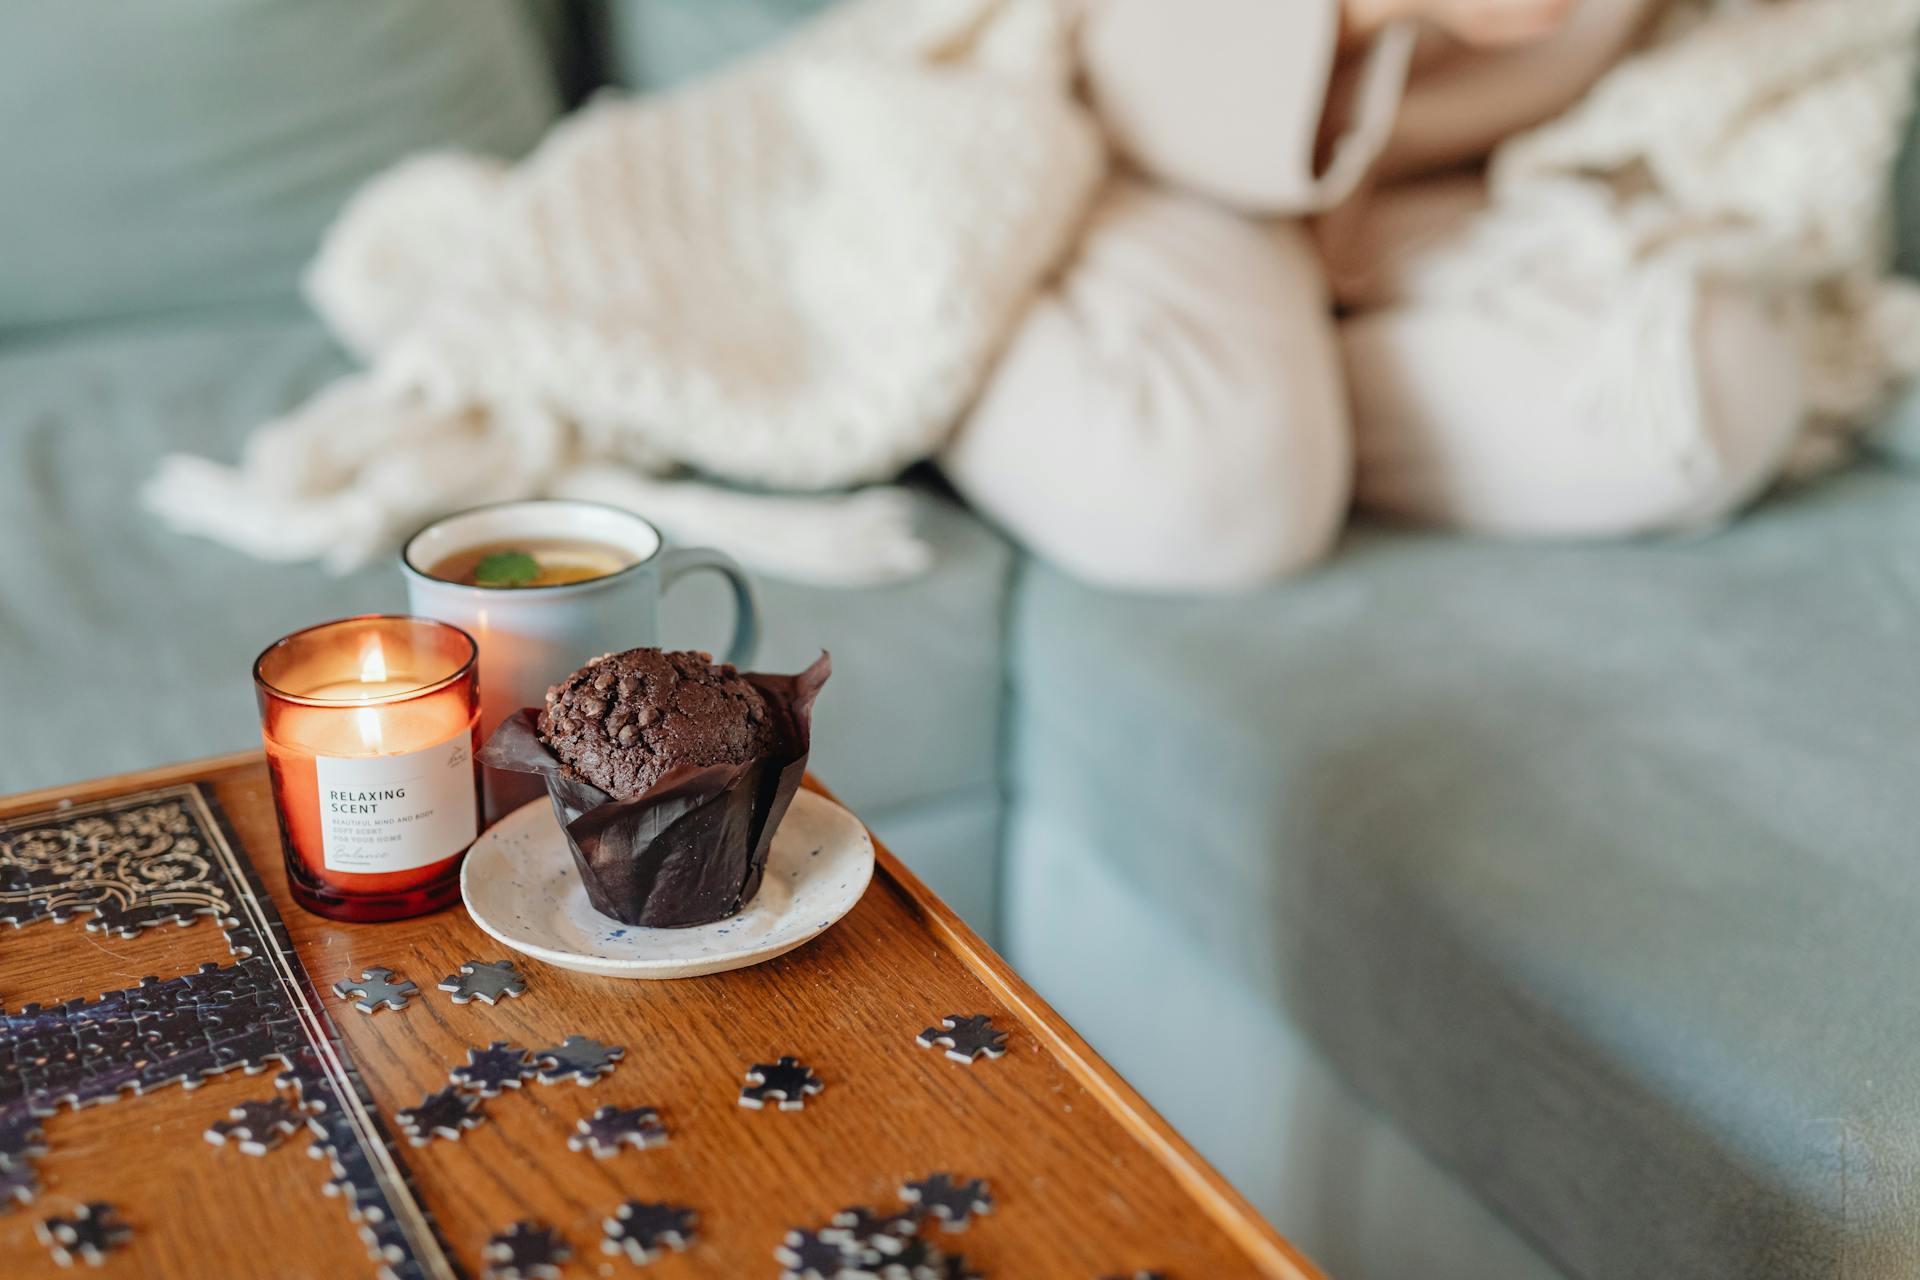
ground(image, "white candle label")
xmin=314 ymin=736 xmax=477 ymax=874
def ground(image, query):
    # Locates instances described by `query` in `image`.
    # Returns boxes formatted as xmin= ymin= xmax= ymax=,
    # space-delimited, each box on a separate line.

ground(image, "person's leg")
xmin=940 ymin=180 xmax=1352 ymax=592
xmin=1343 ymin=281 xmax=1806 ymax=536
xmin=1334 ymin=171 xmax=1805 ymax=535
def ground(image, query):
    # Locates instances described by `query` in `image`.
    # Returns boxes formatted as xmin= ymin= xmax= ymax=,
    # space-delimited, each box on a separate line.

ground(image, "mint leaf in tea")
xmin=472 ymin=550 xmax=540 ymax=587
xmin=430 ymin=539 xmax=635 ymax=589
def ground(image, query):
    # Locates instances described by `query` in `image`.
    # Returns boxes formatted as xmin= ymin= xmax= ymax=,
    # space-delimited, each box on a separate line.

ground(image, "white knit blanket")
xmin=145 ymin=0 xmax=1102 ymax=583
xmin=1393 ymin=0 xmax=1920 ymax=480
xmin=150 ymin=0 xmax=1918 ymax=580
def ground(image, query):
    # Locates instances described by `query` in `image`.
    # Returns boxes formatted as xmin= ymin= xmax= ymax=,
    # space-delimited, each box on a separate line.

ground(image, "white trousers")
xmin=940 ymin=179 xmax=1805 ymax=592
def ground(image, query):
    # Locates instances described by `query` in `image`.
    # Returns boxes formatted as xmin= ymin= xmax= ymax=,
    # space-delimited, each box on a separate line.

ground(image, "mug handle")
xmin=658 ymin=546 xmax=760 ymax=668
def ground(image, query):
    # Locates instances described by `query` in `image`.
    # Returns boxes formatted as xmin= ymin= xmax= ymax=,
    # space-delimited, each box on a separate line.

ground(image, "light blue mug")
xmin=401 ymin=499 xmax=758 ymax=819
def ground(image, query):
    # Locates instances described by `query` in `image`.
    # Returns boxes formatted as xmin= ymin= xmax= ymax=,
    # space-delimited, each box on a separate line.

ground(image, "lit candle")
xmin=254 ymin=616 xmax=481 ymax=922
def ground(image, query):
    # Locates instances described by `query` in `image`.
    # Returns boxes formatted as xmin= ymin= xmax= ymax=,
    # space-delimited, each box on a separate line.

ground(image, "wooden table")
xmin=0 ymin=754 xmax=1321 ymax=1279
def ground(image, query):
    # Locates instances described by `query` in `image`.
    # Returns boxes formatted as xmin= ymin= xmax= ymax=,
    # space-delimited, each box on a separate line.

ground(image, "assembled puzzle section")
xmin=0 ymin=785 xmax=455 ymax=1280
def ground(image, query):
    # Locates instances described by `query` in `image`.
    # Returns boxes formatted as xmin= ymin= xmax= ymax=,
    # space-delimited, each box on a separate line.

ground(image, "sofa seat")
xmin=1003 ymin=465 xmax=1920 ymax=1280
xmin=0 ymin=309 xmax=1015 ymax=927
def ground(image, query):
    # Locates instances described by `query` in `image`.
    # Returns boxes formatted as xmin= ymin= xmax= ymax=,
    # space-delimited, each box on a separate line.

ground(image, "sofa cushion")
xmin=1006 ymin=467 xmax=1920 ymax=1280
xmin=1868 ymin=377 xmax=1920 ymax=469
xmin=0 ymin=310 xmax=1013 ymax=922
xmin=0 ymin=0 xmax=559 ymax=335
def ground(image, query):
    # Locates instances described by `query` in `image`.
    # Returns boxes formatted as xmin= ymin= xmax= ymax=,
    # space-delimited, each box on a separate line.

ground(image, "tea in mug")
xmin=425 ymin=538 xmax=637 ymax=589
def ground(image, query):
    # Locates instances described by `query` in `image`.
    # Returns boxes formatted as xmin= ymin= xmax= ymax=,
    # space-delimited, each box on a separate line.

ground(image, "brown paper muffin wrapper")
xmin=478 ymin=652 xmax=831 ymax=928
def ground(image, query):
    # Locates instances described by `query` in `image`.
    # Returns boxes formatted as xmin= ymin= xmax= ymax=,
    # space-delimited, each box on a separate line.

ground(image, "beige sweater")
xmin=1079 ymin=0 xmax=1661 ymax=216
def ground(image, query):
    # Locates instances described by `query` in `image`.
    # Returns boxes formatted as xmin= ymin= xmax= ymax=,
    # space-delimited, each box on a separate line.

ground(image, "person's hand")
xmin=1345 ymin=0 xmax=1579 ymax=47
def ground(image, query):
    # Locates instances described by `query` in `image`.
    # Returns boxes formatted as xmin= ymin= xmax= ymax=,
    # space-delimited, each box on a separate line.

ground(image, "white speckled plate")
xmin=460 ymin=790 xmax=874 ymax=979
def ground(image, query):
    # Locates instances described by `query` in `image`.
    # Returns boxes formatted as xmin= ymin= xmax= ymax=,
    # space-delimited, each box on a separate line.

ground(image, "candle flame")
xmin=359 ymin=636 xmax=389 ymax=685
xmin=355 ymin=705 xmax=385 ymax=753
xmin=355 ymin=634 xmax=388 ymax=752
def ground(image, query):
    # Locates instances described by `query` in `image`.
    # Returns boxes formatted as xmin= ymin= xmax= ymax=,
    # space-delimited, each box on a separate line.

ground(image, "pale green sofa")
xmin=5 ymin=5 xmax=1918 ymax=1279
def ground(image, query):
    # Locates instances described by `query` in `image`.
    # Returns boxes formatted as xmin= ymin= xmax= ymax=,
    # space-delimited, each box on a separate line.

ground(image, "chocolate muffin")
xmin=480 ymin=650 xmax=832 ymax=927
xmin=538 ymin=648 xmax=783 ymax=798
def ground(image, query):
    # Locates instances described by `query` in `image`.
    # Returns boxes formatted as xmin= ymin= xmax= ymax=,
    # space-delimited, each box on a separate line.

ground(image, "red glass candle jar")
xmin=254 ymin=616 xmax=481 ymax=922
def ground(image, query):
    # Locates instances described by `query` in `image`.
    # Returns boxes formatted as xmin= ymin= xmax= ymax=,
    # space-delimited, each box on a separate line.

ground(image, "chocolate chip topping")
xmin=537 ymin=648 xmax=782 ymax=798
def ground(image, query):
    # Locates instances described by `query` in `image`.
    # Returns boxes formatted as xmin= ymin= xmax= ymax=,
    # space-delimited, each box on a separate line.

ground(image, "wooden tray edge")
xmin=0 ymin=749 xmax=268 ymax=818
xmin=849 ymin=799 xmax=1328 ymax=1280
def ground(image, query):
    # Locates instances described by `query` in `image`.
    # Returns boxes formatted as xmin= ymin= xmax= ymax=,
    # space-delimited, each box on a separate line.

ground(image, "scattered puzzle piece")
xmin=534 ymin=1035 xmax=624 ymax=1085
xmin=782 ymin=1188 xmax=989 ymax=1280
xmin=790 ymin=1227 xmax=968 ymax=1280
xmin=775 ymin=1227 xmax=855 ymax=1279
xmin=483 ymin=1220 xmax=571 ymax=1280
xmin=437 ymin=960 xmax=528 ymax=1006
xmin=204 ymin=1096 xmax=308 ymax=1155
xmin=822 ymin=1205 xmax=920 ymax=1257
xmin=936 ymin=1252 xmax=985 ymax=1279
xmin=739 ymin=1055 xmax=824 ymax=1111
xmin=2 ymin=1162 xmax=39 ymax=1208
xmin=887 ymin=1235 xmax=962 ymax=1278
xmin=568 ymin=1105 xmax=667 ymax=1158
xmin=396 ymin=1086 xmax=484 ymax=1146
xmin=900 ymin=1174 xmax=993 ymax=1231
xmin=602 ymin=1200 xmax=697 ymax=1263
xmin=450 ymin=1042 xmax=538 ymax=1096
xmin=330 ymin=967 xmax=418 ymax=1014
xmin=37 ymin=1201 xmax=131 ymax=1267
xmin=915 ymin=1014 xmax=1008 ymax=1065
